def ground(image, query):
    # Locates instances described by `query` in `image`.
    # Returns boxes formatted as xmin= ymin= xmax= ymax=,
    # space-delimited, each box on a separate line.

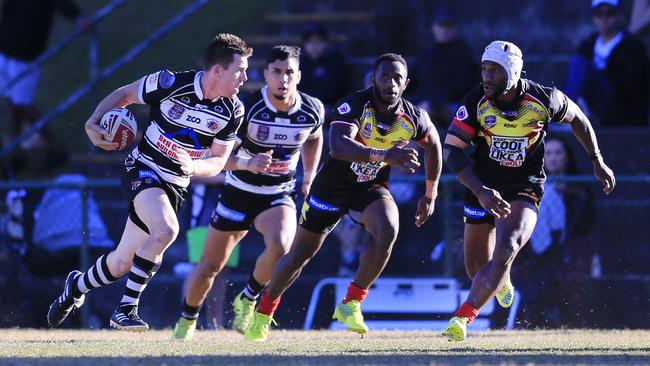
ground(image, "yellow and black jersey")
xmin=447 ymin=79 xmax=569 ymax=185
xmin=314 ymin=87 xmax=432 ymax=190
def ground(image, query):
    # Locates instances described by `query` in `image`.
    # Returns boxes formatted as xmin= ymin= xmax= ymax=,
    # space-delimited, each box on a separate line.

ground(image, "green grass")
xmin=1 ymin=329 xmax=648 ymax=365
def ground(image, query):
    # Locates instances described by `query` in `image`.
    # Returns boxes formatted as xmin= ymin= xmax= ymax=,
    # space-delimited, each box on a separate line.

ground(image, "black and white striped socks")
xmin=120 ymin=254 xmax=161 ymax=306
xmin=73 ymin=254 xmax=118 ymax=299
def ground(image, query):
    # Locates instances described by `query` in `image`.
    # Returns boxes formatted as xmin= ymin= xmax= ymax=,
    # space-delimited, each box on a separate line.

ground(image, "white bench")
xmin=303 ymin=277 xmax=520 ymax=331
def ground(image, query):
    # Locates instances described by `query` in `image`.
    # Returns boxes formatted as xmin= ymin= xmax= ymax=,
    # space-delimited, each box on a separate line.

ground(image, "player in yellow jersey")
xmin=245 ymin=53 xmax=443 ymax=341
xmin=442 ymin=41 xmax=616 ymax=341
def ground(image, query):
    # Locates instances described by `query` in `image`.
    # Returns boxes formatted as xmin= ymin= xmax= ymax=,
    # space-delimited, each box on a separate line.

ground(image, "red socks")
xmin=343 ymin=282 xmax=368 ymax=303
xmin=256 ymin=291 xmax=280 ymax=316
xmin=454 ymin=302 xmax=479 ymax=324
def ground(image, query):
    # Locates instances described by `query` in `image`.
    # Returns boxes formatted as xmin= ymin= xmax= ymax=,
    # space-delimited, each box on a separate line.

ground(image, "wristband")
xmin=236 ymin=157 xmax=250 ymax=170
xmin=369 ymin=148 xmax=387 ymax=162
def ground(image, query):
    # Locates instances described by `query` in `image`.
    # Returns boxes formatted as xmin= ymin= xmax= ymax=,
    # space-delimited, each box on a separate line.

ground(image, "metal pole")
xmin=80 ymin=186 xmax=90 ymax=327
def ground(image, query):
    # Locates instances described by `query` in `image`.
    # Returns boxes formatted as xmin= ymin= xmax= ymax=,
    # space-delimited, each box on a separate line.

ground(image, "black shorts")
xmin=209 ymin=184 xmax=297 ymax=232
xmin=463 ymin=183 xmax=543 ymax=225
xmin=299 ymin=184 xmax=394 ymax=234
xmin=121 ymin=155 xmax=188 ymax=234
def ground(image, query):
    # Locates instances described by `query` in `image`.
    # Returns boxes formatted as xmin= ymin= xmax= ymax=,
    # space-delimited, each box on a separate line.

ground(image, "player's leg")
xmin=445 ymin=200 xmax=538 ymax=341
xmin=333 ymin=192 xmax=399 ymax=336
xmin=227 ymin=203 xmax=296 ymax=334
xmin=47 ymin=217 xmax=148 ymax=327
xmin=247 ymin=196 xmax=342 ymax=341
xmin=174 ymin=226 xmax=247 ymax=339
xmin=464 ymin=223 xmax=496 ymax=278
xmin=110 ymin=187 xmax=180 ymax=331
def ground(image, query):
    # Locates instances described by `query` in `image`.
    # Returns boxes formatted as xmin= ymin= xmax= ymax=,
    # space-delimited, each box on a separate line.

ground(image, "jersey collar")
xmin=193 ymin=71 xmax=224 ymax=102
xmin=262 ymin=85 xmax=302 ymax=114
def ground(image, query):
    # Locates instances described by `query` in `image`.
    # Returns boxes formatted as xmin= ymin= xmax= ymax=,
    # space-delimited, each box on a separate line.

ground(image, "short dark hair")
xmin=372 ymin=53 xmax=408 ymax=74
xmin=202 ymin=33 xmax=253 ymax=70
xmin=266 ymin=45 xmax=301 ymax=66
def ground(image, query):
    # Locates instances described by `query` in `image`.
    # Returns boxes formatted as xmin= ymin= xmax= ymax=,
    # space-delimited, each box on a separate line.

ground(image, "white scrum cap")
xmin=481 ymin=40 xmax=523 ymax=92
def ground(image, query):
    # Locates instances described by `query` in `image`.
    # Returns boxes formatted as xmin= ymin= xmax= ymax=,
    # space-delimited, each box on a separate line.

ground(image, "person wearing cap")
xmin=299 ymin=23 xmax=350 ymax=108
xmin=442 ymin=40 xmax=616 ymax=341
xmin=565 ymin=0 xmax=649 ymax=127
xmin=415 ymin=6 xmax=477 ymax=124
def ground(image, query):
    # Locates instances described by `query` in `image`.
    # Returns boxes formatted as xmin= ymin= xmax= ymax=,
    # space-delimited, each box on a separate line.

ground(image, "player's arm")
xmin=179 ymin=140 xmax=236 ymax=177
xmin=329 ymin=121 xmax=420 ymax=172
xmin=444 ymin=116 xmax=511 ymax=218
xmin=220 ymin=139 xmax=273 ymax=173
xmin=561 ymin=97 xmax=616 ymax=194
xmin=84 ymin=79 xmax=143 ymax=150
xmin=414 ymin=127 xmax=442 ymax=227
xmin=300 ymin=126 xmax=323 ymax=196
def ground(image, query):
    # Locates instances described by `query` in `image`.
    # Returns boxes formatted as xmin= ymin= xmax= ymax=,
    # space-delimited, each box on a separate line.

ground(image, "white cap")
xmin=592 ymin=0 xmax=619 ymax=8
xmin=481 ymin=40 xmax=523 ymax=92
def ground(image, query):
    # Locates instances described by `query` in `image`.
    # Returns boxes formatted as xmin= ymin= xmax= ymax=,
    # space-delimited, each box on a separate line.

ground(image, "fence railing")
xmin=0 ymin=0 xmax=210 ymax=160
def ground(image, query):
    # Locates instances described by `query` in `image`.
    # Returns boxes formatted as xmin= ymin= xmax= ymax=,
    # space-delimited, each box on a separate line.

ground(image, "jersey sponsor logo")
xmin=477 ymin=103 xmax=491 ymax=116
xmin=261 ymin=112 xmax=271 ymax=120
xmin=168 ymin=103 xmax=185 ymax=120
xmin=489 ymin=136 xmax=528 ymax=167
xmin=215 ymin=202 xmax=246 ymax=222
xmin=138 ymin=170 xmax=160 ymax=183
xmin=297 ymin=115 xmax=307 ymax=122
xmin=528 ymin=175 xmax=546 ymax=184
xmin=398 ymin=118 xmax=414 ymax=135
xmin=159 ymin=70 xmax=175 ymax=89
xmin=234 ymin=106 xmax=244 ymax=118
xmin=180 ymin=96 xmax=191 ymax=104
xmin=501 ymin=110 xmax=518 ymax=118
xmin=294 ymin=130 xmax=307 ymax=142
xmin=523 ymin=119 xmax=542 ymax=128
xmin=504 ymin=123 xmax=517 ymax=128
xmin=307 ymin=196 xmax=340 ymax=212
xmin=350 ymin=161 xmax=384 ymax=182
xmin=145 ymin=72 xmax=160 ymax=93
xmin=464 ymin=205 xmax=487 ymax=219
xmin=274 ymin=133 xmax=288 ymax=140
xmin=214 ymin=105 xmax=224 ymax=113
xmin=361 ymin=123 xmax=372 ymax=139
xmin=275 ymin=117 xmax=291 ymax=124
xmin=525 ymin=102 xmax=544 ymax=115
xmin=195 ymin=104 xmax=208 ymax=110
xmin=206 ymin=119 xmax=221 ymax=131
xmin=155 ymin=132 xmax=208 ymax=160
xmin=456 ymin=106 xmax=468 ymax=120
xmin=267 ymin=160 xmax=292 ymax=175
xmin=185 ymin=115 xmax=201 ymax=124
xmin=337 ymin=102 xmax=351 ymax=114
xmin=485 ymin=115 xmax=497 ymax=129
xmin=257 ymin=125 xmax=270 ymax=141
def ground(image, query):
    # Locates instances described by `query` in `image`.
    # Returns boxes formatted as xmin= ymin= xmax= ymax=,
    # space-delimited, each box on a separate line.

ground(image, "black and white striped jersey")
xmin=131 ymin=69 xmax=244 ymax=187
xmin=225 ymin=86 xmax=324 ymax=194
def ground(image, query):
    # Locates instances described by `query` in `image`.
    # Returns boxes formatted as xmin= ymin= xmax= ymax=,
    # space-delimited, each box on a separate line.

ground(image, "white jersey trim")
xmin=224 ymin=171 xmax=295 ymax=195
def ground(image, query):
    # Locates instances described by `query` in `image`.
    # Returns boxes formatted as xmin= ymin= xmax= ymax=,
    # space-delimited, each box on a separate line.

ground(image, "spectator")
xmin=299 ymin=23 xmax=350 ymax=108
xmin=565 ymin=0 xmax=649 ymax=127
xmin=28 ymin=173 xmax=114 ymax=278
xmin=0 ymin=0 xmax=86 ymax=152
xmin=415 ymin=6 xmax=477 ymax=124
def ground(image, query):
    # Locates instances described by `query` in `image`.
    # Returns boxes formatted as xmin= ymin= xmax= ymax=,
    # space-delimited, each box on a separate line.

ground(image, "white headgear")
xmin=481 ymin=41 xmax=523 ymax=92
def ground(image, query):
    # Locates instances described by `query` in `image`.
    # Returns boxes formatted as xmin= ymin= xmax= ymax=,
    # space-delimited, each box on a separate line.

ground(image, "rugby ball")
xmin=99 ymin=108 xmax=137 ymax=150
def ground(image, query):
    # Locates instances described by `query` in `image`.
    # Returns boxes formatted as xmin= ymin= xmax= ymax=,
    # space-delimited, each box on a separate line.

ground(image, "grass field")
xmin=0 ymin=329 xmax=648 ymax=365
